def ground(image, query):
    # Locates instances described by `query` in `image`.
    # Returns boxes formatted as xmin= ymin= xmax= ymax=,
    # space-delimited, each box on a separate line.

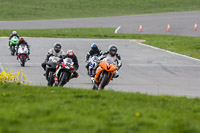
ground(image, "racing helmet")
xmin=108 ymin=45 xmax=118 ymax=57
xmin=12 ymin=31 xmax=17 ymax=35
xmin=91 ymin=43 xmax=98 ymax=50
xmin=66 ymin=50 xmax=75 ymax=59
xmin=54 ymin=42 xmax=62 ymax=53
xmin=19 ymin=37 xmax=25 ymax=42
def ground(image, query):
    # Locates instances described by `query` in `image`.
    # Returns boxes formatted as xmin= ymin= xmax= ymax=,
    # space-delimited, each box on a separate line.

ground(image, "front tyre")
xmin=58 ymin=72 xmax=68 ymax=87
xmin=98 ymin=72 xmax=109 ymax=90
xmin=21 ymin=56 xmax=25 ymax=67
xmin=11 ymin=45 xmax=15 ymax=56
xmin=48 ymin=72 xmax=54 ymax=86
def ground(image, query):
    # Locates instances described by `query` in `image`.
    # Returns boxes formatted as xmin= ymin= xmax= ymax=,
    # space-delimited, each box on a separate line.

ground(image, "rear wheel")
xmin=48 ymin=72 xmax=54 ymax=86
xmin=58 ymin=72 xmax=68 ymax=87
xmin=98 ymin=72 xmax=109 ymax=89
xmin=21 ymin=56 xmax=25 ymax=67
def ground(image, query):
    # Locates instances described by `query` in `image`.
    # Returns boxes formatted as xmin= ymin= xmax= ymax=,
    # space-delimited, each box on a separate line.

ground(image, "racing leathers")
xmin=85 ymin=48 xmax=102 ymax=73
xmin=86 ymin=48 xmax=102 ymax=61
xmin=41 ymin=48 xmax=65 ymax=71
xmin=55 ymin=55 xmax=79 ymax=84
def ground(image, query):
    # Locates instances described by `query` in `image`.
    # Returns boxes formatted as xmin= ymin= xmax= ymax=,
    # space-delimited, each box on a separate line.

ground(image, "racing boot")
xmin=70 ymin=71 xmax=79 ymax=80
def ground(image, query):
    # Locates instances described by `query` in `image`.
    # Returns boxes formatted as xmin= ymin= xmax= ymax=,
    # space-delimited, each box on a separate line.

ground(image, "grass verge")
xmin=1 ymin=28 xmax=200 ymax=59
xmin=0 ymin=83 xmax=200 ymax=133
xmin=1 ymin=0 xmax=200 ymax=20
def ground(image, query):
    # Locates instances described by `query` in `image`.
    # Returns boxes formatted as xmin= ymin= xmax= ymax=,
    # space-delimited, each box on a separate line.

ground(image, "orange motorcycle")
xmin=93 ymin=57 xmax=117 ymax=90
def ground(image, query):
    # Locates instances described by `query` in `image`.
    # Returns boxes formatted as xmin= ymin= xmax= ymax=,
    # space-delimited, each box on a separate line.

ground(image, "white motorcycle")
xmin=88 ymin=56 xmax=100 ymax=77
xmin=17 ymin=44 xmax=29 ymax=67
xmin=56 ymin=58 xmax=75 ymax=87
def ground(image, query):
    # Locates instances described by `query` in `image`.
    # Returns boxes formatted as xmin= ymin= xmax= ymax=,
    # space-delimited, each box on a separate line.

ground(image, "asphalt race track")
xmin=0 ymin=11 xmax=200 ymax=36
xmin=0 ymin=37 xmax=200 ymax=97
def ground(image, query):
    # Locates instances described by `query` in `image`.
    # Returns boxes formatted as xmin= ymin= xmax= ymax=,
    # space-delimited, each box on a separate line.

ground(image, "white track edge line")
xmin=137 ymin=42 xmax=200 ymax=62
xmin=114 ymin=26 xmax=121 ymax=34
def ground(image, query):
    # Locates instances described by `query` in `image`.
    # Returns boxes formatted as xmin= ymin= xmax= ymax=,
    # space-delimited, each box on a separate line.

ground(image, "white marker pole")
xmin=0 ymin=62 xmax=4 ymax=72
xmin=0 ymin=62 xmax=6 ymax=77
xmin=115 ymin=26 xmax=121 ymax=34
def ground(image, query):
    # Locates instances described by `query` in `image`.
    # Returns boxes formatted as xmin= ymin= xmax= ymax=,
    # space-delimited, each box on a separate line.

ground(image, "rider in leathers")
xmin=16 ymin=38 xmax=30 ymax=60
xmin=94 ymin=45 xmax=122 ymax=83
xmin=85 ymin=43 xmax=102 ymax=74
xmin=54 ymin=50 xmax=79 ymax=85
xmin=8 ymin=31 xmax=20 ymax=47
xmin=41 ymin=42 xmax=65 ymax=71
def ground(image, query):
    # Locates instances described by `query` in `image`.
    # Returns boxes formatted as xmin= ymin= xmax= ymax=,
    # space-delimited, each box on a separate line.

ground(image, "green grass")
xmin=1 ymin=28 xmax=200 ymax=59
xmin=0 ymin=83 xmax=200 ymax=133
xmin=1 ymin=0 xmax=200 ymax=20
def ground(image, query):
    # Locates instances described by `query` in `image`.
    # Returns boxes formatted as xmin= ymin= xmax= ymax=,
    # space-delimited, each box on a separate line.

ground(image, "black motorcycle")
xmin=45 ymin=56 xmax=60 ymax=86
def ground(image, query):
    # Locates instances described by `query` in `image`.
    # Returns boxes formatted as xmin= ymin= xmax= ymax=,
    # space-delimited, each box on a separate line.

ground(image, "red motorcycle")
xmin=17 ymin=44 xmax=29 ymax=67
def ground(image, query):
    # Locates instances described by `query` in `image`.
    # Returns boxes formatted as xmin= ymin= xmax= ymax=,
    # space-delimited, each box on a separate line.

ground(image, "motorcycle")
xmin=45 ymin=56 xmax=60 ymax=86
xmin=88 ymin=56 xmax=100 ymax=77
xmin=17 ymin=44 xmax=29 ymax=67
xmin=93 ymin=57 xmax=117 ymax=90
xmin=56 ymin=58 xmax=75 ymax=87
xmin=9 ymin=36 xmax=19 ymax=56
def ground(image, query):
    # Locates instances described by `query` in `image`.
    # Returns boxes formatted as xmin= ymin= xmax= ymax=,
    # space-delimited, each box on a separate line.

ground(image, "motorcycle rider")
xmin=8 ymin=31 xmax=20 ymax=48
xmin=54 ymin=50 xmax=79 ymax=85
xmin=41 ymin=42 xmax=65 ymax=71
xmin=16 ymin=38 xmax=30 ymax=60
xmin=85 ymin=43 xmax=102 ymax=74
xmin=94 ymin=45 xmax=122 ymax=84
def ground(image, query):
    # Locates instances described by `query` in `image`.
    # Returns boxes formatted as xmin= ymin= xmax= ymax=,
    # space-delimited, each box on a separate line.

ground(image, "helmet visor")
xmin=55 ymin=47 xmax=61 ymax=53
xmin=110 ymin=50 xmax=116 ymax=56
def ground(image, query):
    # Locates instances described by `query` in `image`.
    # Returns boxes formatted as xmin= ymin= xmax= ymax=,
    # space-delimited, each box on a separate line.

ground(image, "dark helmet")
xmin=19 ymin=37 xmax=25 ymax=42
xmin=66 ymin=50 xmax=75 ymax=59
xmin=54 ymin=42 xmax=62 ymax=53
xmin=91 ymin=43 xmax=98 ymax=51
xmin=109 ymin=45 xmax=118 ymax=57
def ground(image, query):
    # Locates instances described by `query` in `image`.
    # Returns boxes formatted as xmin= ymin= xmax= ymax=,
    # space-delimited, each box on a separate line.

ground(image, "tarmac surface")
xmin=1 ymin=11 xmax=200 ymax=36
xmin=0 ymin=37 xmax=200 ymax=97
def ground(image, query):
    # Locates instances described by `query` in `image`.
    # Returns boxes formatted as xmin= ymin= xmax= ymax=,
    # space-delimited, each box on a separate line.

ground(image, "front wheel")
xmin=48 ymin=72 xmax=55 ymax=86
xmin=21 ymin=56 xmax=25 ymax=67
xmin=98 ymin=72 xmax=109 ymax=89
xmin=58 ymin=72 xmax=68 ymax=87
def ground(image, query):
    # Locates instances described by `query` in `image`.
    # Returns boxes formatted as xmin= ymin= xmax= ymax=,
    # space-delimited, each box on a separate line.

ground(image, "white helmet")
xmin=12 ymin=31 xmax=17 ymax=35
